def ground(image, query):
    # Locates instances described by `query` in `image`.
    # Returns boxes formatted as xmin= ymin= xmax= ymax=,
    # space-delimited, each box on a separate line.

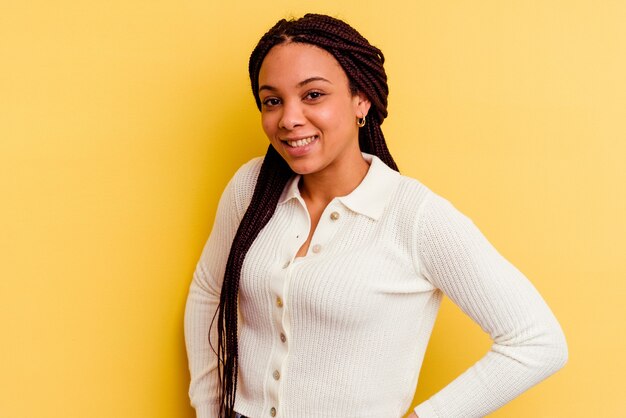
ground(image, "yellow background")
xmin=1 ymin=1 xmax=624 ymax=417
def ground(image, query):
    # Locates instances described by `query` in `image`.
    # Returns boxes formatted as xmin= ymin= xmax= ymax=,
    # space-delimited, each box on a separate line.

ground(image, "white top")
xmin=184 ymin=153 xmax=568 ymax=418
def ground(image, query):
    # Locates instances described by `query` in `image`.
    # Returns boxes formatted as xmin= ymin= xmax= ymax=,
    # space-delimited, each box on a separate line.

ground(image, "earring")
xmin=357 ymin=115 xmax=366 ymax=127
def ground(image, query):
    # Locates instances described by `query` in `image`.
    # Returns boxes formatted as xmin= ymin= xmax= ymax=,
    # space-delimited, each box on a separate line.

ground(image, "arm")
xmin=183 ymin=158 xmax=262 ymax=418
xmin=413 ymin=194 xmax=568 ymax=418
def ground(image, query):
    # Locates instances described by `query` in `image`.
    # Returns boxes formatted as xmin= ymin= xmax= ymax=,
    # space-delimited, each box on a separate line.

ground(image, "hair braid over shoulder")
xmin=215 ymin=14 xmax=398 ymax=416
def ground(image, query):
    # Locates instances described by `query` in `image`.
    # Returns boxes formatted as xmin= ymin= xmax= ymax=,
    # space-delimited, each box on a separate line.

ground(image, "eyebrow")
xmin=258 ymin=77 xmax=332 ymax=93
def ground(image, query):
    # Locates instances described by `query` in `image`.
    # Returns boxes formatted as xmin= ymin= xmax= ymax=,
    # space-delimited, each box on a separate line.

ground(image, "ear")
xmin=353 ymin=91 xmax=371 ymax=118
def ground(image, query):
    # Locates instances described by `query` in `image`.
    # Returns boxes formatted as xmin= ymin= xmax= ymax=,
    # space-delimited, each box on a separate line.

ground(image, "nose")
xmin=278 ymin=100 xmax=305 ymax=130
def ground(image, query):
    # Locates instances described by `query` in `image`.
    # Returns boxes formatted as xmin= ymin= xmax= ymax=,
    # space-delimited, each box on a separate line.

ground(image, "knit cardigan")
xmin=184 ymin=153 xmax=568 ymax=418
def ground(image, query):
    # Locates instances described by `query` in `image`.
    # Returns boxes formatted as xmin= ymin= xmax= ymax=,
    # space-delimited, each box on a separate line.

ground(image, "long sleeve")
xmin=184 ymin=158 xmax=262 ymax=418
xmin=413 ymin=194 xmax=568 ymax=418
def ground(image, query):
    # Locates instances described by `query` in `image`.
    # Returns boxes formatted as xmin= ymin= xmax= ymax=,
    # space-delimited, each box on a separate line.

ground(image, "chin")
xmin=284 ymin=158 xmax=321 ymax=176
xmin=287 ymin=163 xmax=316 ymax=176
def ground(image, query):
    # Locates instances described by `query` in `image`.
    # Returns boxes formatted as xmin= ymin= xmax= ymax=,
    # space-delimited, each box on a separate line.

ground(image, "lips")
xmin=279 ymin=135 xmax=319 ymax=157
xmin=283 ymin=135 xmax=318 ymax=148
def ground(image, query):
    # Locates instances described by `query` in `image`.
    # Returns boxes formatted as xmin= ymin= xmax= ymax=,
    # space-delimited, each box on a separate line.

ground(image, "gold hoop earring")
xmin=357 ymin=115 xmax=366 ymax=127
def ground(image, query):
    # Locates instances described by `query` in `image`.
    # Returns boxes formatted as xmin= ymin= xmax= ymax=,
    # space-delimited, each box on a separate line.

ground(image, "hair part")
xmin=214 ymin=13 xmax=398 ymax=416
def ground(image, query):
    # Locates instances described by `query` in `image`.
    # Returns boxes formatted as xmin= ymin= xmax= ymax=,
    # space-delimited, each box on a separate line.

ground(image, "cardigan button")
xmin=270 ymin=407 xmax=277 ymax=416
xmin=280 ymin=333 xmax=286 ymax=343
xmin=276 ymin=297 xmax=283 ymax=308
xmin=273 ymin=370 xmax=280 ymax=380
xmin=311 ymin=244 xmax=321 ymax=253
xmin=330 ymin=211 xmax=340 ymax=221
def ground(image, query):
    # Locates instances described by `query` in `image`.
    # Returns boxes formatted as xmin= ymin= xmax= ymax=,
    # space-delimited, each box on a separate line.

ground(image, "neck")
xmin=299 ymin=154 xmax=370 ymax=205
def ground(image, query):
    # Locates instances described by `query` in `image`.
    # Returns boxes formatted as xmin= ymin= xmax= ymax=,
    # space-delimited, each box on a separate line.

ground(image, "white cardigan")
xmin=184 ymin=153 xmax=567 ymax=418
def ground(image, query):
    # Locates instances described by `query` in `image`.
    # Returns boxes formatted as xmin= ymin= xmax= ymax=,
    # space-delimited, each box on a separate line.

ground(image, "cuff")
xmin=194 ymin=403 xmax=220 ymax=418
xmin=414 ymin=400 xmax=438 ymax=418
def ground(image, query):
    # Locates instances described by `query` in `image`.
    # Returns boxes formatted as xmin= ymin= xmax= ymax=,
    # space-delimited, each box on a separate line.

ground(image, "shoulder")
xmin=386 ymin=173 xmax=436 ymax=219
xmin=224 ymin=156 xmax=265 ymax=220
xmin=393 ymin=174 xmax=466 ymax=222
xmin=231 ymin=156 xmax=264 ymax=187
xmin=387 ymin=173 xmax=476 ymax=246
xmin=391 ymin=176 xmax=487 ymax=279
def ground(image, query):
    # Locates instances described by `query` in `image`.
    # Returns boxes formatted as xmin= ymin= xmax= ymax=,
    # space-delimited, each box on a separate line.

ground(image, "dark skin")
xmin=258 ymin=43 xmax=371 ymax=258
xmin=258 ymin=42 xmax=420 ymax=417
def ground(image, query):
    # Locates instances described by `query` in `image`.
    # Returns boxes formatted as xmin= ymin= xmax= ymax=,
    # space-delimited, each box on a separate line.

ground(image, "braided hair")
xmin=214 ymin=13 xmax=398 ymax=416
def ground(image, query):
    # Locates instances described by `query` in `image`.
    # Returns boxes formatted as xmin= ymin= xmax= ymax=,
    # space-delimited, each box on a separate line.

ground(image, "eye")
xmin=304 ymin=91 xmax=325 ymax=101
xmin=262 ymin=97 xmax=281 ymax=108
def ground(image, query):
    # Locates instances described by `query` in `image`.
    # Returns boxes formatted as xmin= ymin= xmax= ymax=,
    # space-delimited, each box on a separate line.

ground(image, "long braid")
xmin=215 ymin=14 xmax=398 ymax=416
xmin=215 ymin=145 xmax=290 ymax=416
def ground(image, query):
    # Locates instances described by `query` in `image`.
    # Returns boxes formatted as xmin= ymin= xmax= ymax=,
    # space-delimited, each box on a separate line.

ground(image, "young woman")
xmin=184 ymin=14 xmax=568 ymax=418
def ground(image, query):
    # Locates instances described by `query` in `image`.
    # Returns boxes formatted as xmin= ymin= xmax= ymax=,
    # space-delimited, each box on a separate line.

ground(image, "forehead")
xmin=258 ymin=42 xmax=348 ymax=88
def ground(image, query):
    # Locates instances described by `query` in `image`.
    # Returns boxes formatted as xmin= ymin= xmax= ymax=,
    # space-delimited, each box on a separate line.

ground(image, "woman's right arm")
xmin=184 ymin=158 xmax=262 ymax=418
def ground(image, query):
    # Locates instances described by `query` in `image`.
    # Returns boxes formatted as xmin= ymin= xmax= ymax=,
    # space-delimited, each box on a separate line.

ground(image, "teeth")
xmin=287 ymin=136 xmax=316 ymax=148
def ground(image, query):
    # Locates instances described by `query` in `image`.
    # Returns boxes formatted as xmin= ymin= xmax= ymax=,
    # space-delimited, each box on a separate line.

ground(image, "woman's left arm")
xmin=412 ymin=194 xmax=568 ymax=418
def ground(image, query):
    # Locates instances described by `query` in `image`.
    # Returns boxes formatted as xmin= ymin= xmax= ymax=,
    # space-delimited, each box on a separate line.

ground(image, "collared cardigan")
xmin=184 ymin=153 xmax=568 ymax=418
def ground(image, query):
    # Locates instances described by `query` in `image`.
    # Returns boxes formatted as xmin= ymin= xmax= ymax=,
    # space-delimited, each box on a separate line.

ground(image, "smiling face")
xmin=258 ymin=42 xmax=371 ymax=176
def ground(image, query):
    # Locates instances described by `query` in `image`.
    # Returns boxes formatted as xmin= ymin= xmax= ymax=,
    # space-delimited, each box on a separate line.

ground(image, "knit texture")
xmin=184 ymin=154 xmax=568 ymax=418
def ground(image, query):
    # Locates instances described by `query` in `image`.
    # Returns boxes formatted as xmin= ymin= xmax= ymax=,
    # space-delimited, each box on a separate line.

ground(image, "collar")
xmin=277 ymin=153 xmax=401 ymax=220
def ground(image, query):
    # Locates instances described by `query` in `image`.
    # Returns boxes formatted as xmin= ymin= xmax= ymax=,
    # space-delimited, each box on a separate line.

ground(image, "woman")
xmin=184 ymin=14 xmax=568 ymax=418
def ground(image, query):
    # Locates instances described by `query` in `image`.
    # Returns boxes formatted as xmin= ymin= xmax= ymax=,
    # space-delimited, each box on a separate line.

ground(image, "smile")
xmin=284 ymin=135 xmax=318 ymax=148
